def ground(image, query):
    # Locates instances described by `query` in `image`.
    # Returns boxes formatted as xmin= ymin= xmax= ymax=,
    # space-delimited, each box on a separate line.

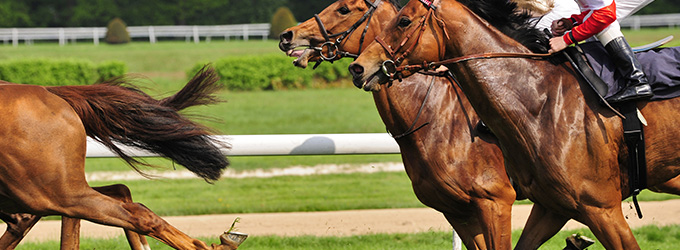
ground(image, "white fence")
xmin=619 ymin=13 xmax=680 ymax=30
xmin=86 ymin=133 xmax=401 ymax=157
xmin=0 ymin=23 xmax=271 ymax=47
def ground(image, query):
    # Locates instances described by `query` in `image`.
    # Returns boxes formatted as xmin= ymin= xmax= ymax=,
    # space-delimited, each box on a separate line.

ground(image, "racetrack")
xmin=21 ymin=199 xmax=680 ymax=243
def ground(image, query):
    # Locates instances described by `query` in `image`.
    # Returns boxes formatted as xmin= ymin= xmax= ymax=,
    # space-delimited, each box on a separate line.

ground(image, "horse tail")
xmin=46 ymin=65 xmax=228 ymax=183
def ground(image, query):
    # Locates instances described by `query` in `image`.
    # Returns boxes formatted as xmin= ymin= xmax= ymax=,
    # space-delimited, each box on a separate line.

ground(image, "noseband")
xmin=312 ymin=0 xmax=382 ymax=67
xmin=376 ymin=0 xmax=552 ymax=80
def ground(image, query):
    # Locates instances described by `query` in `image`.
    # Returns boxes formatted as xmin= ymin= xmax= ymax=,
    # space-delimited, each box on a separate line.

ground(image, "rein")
xmin=376 ymin=0 xmax=552 ymax=80
xmin=311 ymin=0 xmax=382 ymax=68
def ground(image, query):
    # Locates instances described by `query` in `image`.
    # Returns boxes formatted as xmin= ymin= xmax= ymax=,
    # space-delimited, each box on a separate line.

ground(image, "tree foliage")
xmin=269 ymin=7 xmax=298 ymax=39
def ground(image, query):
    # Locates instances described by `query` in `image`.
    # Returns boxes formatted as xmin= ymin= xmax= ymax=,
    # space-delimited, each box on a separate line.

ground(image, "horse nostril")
xmin=349 ymin=64 xmax=364 ymax=76
xmin=279 ymin=31 xmax=293 ymax=43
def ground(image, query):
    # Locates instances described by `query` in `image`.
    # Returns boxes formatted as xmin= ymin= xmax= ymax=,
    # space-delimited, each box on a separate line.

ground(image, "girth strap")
xmin=620 ymin=103 xmax=647 ymax=219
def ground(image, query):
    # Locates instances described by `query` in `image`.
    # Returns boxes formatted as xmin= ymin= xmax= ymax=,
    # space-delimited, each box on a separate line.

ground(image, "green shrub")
xmin=187 ymin=55 xmax=352 ymax=91
xmin=96 ymin=60 xmax=128 ymax=81
xmin=269 ymin=7 xmax=297 ymax=39
xmin=105 ymin=17 xmax=130 ymax=44
xmin=0 ymin=59 xmax=128 ymax=86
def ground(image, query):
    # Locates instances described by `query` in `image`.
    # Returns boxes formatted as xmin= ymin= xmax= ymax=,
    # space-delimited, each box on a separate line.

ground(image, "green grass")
xmin=622 ymin=27 xmax=680 ymax=47
xmin=88 ymin=172 xmax=423 ymax=216
xmin=17 ymin=225 xmax=680 ymax=250
xmin=85 ymin=154 xmax=401 ymax=173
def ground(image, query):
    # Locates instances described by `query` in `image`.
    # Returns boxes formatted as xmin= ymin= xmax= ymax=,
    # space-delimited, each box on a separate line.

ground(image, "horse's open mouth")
xmin=361 ymin=71 xmax=384 ymax=91
xmin=285 ymin=48 xmax=315 ymax=69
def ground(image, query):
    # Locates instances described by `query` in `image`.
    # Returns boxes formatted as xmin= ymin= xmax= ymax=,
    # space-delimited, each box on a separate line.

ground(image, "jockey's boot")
xmin=604 ymin=36 xmax=653 ymax=103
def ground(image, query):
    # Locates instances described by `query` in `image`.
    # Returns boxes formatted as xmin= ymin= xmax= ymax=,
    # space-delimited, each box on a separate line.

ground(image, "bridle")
xmin=311 ymin=0 xmax=382 ymax=68
xmin=375 ymin=0 xmax=552 ymax=81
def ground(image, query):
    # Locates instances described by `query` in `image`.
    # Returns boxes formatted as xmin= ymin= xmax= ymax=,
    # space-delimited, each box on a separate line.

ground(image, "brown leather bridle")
xmin=375 ymin=0 xmax=552 ymax=81
xmin=311 ymin=0 xmax=382 ymax=69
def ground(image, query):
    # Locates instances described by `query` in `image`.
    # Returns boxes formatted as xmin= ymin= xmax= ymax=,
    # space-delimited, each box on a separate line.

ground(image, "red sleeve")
xmin=562 ymin=1 xmax=617 ymax=45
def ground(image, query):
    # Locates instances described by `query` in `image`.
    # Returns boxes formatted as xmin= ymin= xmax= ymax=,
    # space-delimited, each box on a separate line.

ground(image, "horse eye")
xmin=337 ymin=6 xmax=351 ymax=15
xmin=398 ymin=17 xmax=412 ymax=27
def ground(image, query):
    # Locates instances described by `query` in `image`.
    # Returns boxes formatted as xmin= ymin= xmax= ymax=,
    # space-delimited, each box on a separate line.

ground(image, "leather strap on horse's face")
xmin=312 ymin=0 xmax=382 ymax=63
xmin=375 ymin=0 xmax=440 ymax=80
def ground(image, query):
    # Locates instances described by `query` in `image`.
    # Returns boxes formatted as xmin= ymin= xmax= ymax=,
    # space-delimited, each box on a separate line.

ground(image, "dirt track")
xmin=21 ymin=199 xmax=680 ymax=243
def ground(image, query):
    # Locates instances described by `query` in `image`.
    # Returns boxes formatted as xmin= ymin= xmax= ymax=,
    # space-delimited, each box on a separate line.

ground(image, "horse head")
xmin=349 ymin=0 xmax=450 ymax=91
xmin=278 ymin=0 xmax=400 ymax=68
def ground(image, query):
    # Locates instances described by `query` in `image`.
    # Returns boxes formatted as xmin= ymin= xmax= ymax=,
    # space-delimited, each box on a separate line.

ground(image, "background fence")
xmin=0 ymin=23 xmax=270 ymax=47
xmin=86 ymin=133 xmax=401 ymax=157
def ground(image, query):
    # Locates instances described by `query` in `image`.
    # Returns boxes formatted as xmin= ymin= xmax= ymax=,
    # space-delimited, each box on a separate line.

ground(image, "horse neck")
xmin=438 ymin=4 xmax=564 ymax=149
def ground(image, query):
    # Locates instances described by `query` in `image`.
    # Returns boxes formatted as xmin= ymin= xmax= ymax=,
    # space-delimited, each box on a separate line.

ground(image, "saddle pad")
xmin=578 ymin=42 xmax=680 ymax=101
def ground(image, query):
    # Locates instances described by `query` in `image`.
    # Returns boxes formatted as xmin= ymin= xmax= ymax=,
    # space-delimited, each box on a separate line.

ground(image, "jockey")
xmin=548 ymin=0 xmax=654 ymax=103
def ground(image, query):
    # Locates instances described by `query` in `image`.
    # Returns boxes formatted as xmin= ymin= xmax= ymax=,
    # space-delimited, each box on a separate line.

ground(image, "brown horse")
xmin=349 ymin=0 xmax=680 ymax=249
xmin=0 ymin=66 xmax=244 ymax=249
xmin=280 ymin=0 xmax=515 ymax=249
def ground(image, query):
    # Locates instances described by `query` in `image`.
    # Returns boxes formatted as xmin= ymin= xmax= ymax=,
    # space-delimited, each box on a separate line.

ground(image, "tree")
xmin=270 ymin=7 xmax=298 ymax=39
xmin=0 ymin=1 xmax=32 ymax=27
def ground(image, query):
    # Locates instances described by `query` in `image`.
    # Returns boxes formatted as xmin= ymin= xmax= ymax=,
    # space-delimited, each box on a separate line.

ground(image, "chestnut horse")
xmin=0 ymin=67 xmax=243 ymax=249
xmin=350 ymin=0 xmax=680 ymax=249
xmin=280 ymin=0 xmax=515 ymax=249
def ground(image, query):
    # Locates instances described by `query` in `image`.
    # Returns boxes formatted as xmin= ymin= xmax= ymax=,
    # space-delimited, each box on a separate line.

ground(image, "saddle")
xmin=561 ymin=42 xmax=680 ymax=218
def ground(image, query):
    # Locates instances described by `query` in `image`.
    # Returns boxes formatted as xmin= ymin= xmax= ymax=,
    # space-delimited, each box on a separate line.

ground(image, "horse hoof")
xmin=220 ymin=231 xmax=248 ymax=247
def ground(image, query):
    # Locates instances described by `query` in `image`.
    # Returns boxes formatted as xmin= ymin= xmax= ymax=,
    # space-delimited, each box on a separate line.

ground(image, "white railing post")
xmin=149 ymin=26 xmax=156 ymax=44
xmin=58 ymin=28 xmax=65 ymax=46
xmin=11 ymin=28 xmax=18 ymax=47
xmin=243 ymin=25 xmax=248 ymax=41
xmin=193 ymin=26 xmax=199 ymax=43
xmin=93 ymin=28 xmax=99 ymax=45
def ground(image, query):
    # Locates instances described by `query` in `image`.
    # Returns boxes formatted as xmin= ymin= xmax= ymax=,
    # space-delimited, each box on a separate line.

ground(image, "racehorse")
xmin=349 ymin=0 xmax=680 ymax=249
xmin=280 ymin=0 xmax=516 ymax=249
xmin=0 ymin=66 xmax=244 ymax=249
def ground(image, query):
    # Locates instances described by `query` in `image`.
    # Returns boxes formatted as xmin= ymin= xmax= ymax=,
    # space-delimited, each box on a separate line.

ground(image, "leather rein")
xmin=310 ymin=0 xmax=382 ymax=69
xmin=376 ymin=0 xmax=552 ymax=80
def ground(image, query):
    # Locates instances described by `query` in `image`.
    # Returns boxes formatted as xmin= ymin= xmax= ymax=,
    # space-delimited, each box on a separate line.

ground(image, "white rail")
xmin=86 ymin=133 xmax=401 ymax=157
xmin=620 ymin=13 xmax=680 ymax=30
xmin=0 ymin=23 xmax=271 ymax=46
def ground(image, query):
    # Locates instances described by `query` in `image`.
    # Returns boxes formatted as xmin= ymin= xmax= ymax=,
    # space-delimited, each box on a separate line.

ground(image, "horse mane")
xmin=456 ymin=0 xmax=549 ymax=53
xmin=386 ymin=0 xmax=402 ymax=9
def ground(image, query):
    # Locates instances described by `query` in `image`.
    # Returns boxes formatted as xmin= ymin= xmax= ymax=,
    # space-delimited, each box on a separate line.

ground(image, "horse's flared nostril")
xmin=349 ymin=63 xmax=364 ymax=77
xmin=279 ymin=30 xmax=293 ymax=43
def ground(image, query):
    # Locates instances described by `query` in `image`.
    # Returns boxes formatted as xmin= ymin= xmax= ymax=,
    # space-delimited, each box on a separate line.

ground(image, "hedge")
xmin=188 ymin=54 xmax=353 ymax=91
xmin=0 ymin=59 xmax=127 ymax=86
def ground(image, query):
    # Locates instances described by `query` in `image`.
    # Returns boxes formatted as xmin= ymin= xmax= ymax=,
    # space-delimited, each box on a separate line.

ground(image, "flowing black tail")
xmin=46 ymin=66 xmax=229 ymax=182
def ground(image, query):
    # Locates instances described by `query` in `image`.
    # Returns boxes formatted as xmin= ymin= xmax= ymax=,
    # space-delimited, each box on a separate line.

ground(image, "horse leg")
xmin=578 ymin=205 xmax=640 ymax=250
xmin=60 ymin=216 xmax=80 ymax=250
xmin=515 ymin=204 xmax=570 ymax=250
xmin=472 ymin=197 xmax=513 ymax=250
xmin=648 ymin=175 xmax=680 ymax=195
xmin=444 ymin=214 xmax=482 ymax=250
xmin=53 ymin=188 xmax=238 ymax=250
xmin=93 ymin=184 xmax=150 ymax=250
xmin=0 ymin=213 xmax=41 ymax=249
xmin=58 ymin=184 xmax=150 ymax=250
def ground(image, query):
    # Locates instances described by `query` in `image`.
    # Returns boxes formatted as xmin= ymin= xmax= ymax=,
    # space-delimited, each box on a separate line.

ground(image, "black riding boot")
xmin=604 ymin=36 xmax=653 ymax=103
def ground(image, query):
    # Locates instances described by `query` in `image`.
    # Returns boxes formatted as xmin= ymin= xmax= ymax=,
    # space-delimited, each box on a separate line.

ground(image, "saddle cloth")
xmin=576 ymin=42 xmax=680 ymax=101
